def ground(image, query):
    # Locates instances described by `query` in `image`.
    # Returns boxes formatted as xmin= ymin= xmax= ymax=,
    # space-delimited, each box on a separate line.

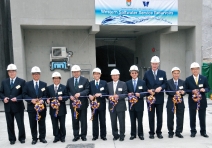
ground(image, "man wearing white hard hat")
xmin=126 ymin=65 xmax=147 ymax=140
xmin=0 ymin=64 xmax=26 ymax=145
xmin=66 ymin=65 xmax=89 ymax=141
xmin=166 ymin=67 xmax=185 ymax=138
xmin=107 ymin=69 xmax=127 ymax=141
xmin=89 ymin=68 xmax=108 ymax=141
xmin=23 ymin=66 xmax=48 ymax=145
xmin=143 ymin=56 xmax=167 ymax=139
xmin=46 ymin=72 xmax=68 ymax=143
xmin=185 ymin=62 xmax=210 ymax=138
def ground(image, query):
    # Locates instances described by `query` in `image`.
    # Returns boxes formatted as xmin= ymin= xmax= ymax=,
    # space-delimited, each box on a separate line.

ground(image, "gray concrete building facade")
xmin=10 ymin=0 xmax=202 ymax=84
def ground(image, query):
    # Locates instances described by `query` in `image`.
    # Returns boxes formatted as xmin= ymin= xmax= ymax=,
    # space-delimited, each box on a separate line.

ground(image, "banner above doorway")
xmin=95 ymin=0 xmax=178 ymax=25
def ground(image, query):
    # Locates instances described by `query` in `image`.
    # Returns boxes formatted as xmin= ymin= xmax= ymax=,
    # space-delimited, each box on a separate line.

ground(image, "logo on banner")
xmin=126 ymin=0 xmax=132 ymax=6
xmin=143 ymin=1 xmax=149 ymax=7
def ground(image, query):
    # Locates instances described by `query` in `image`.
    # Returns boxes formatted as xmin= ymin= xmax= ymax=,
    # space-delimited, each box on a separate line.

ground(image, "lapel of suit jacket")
xmin=30 ymin=80 xmax=37 ymax=96
xmin=109 ymin=82 xmax=114 ymax=95
xmin=197 ymin=75 xmax=202 ymax=86
xmin=149 ymin=70 xmax=156 ymax=86
xmin=129 ymin=80 xmax=135 ymax=92
xmin=115 ymin=81 xmax=120 ymax=94
xmin=170 ymin=79 xmax=177 ymax=90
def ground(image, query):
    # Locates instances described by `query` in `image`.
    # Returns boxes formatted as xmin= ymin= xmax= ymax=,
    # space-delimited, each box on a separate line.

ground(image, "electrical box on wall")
xmin=50 ymin=47 xmax=73 ymax=71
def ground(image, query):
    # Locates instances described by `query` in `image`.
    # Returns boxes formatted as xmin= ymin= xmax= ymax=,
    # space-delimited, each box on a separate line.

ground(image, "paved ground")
xmin=0 ymin=95 xmax=212 ymax=148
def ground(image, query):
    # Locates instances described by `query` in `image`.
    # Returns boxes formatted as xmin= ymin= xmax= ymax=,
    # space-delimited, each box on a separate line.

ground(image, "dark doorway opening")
xmin=96 ymin=45 xmax=134 ymax=82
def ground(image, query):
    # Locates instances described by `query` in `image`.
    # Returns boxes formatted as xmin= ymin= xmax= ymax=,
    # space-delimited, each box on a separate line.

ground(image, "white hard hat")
xmin=7 ymin=64 xmax=17 ymax=70
xmin=129 ymin=65 xmax=139 ymax=72
xmin=31 ymin=66 xmax=41 ymax=73
xmin=111 ymin=69 xmax=120 ymax=75
xmin=52 ymin=72 xmax=61 ymax=78
xmin=92 ymin=68 xmax=101 ymax=74
xmin=190 ymin=62 xmax=200 ymax=69
xmin=171 ymin=67 xmax=181 ymax=73
xmin=151 ymin=56 xmax=160 ymax=63
xmin=71 ymin=65 xmax=81 ymax=71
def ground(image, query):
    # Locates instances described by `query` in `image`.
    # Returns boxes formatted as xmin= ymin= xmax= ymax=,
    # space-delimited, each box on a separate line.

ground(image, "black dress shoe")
xmin=101 ymin=137 xmax=107 ymax=141
xmin=168 ymin=135 xmax=173 ymax=138
xmin=61 ymin=139 xmax=65 ymax=142
xmin=129 ymin=136 xmax=136 ymax=140
xmin=113 ymin=136 xmax=119 ymax=141
xmin=149 ymin=135 xmax=154 ymax=139
xmin=190 ymin=133 xmax=196 ymax=137
xmin=139 ymin=136 xmax=144 ymax=140
xmin=81 ymin=137 xmax=87 ymax=141
xmin=92 ymin=137 xmax=98 ymax=141
xmin=20 ymin=140 xmax=25 ymax=143
xmin=53 ymin=139 xmax=59 ymax=143
xmin=40 ymin=139 xmax=47 ymax=143
xmin=201 ymin=133 xmax=209 ymax=138
xmin=176 ymin=134 xmax=184 ymax=138
xmin=119 ymin=138 xmax=124 ymax=141
xmin=72 ymin=137 xmax=80 ymax=142
xmin=10 ymin=141 xmax=15 ymax=145
xmin=157 ymin=134 xmax=163 ymax=139
xmin=31 ymin=140 xmax=37 ymax=145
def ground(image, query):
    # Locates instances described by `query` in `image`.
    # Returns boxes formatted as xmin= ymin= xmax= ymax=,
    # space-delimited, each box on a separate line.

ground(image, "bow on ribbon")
xmin=146 ymin=91 xmax=156 ymax=111
xmin=72 ymin=97 xmax=81 ymax=119
xmin=192 ymin=90 xmax=202 ymax=111
xmin=51 ymin=98 xmax=60 ymax=117
xmin=172 ymin=91 xmax=182 ymax=114
xmin=128 ymin=94 xmax=138 ymax=110
xmin=109 ymin=95 xmax=119 ymax=112
xmin=90 ymin=96 xmax=100 ymax=120
xmin=34 ymin=99 xmax=45 ymax=121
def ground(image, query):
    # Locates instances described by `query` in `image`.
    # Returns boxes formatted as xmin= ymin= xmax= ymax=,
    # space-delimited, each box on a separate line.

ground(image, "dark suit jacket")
xmin=143 ymin=69 xmax=167 ymax=104
xmin=107 ymin=81 xmax=127 ymax=112
xmin=66 ymin=76 xmax=89 ymax=110
xmin=46 ymin=84 xmax=68 ymax=116
xmin=89 ymin=80 xmax=108 ymax=110
xmin=23 ymin=80 xmax=47 ymax=112
xmin=0 ymin=77 xmax=25 ymax=112
xmin=185 ymin=75 xmax=210 ymax=109
xmin=166 ymin=79 xmax=185 ymax=109
xmin=126 ymin=79 xmax=147 ymax=111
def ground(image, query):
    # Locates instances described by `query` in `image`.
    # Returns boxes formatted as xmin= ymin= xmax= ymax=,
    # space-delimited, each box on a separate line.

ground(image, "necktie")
xmin=75 ymin=78 xmax=78 ymax=90
xmin=54 ymin=86 xmax=57 ymax=94
xmin=174 ymin=81 xmax=178 ymax=90
xmin=96 ymin=82 xmax=99 ymax=89
xmin=113 ymin=82 xmax=117 ymax=94
xmin=133 ymin=80 xmax=136 ymax=92
xmin=10 ymin=79 xmax=14 ymax=89
xmin=35 ymin=82 xmax=38 ymax=95
xmin=153 ymin=71 xmax=156 ymax=80
xmin=195 ymin=77 xmax=198 ymax=85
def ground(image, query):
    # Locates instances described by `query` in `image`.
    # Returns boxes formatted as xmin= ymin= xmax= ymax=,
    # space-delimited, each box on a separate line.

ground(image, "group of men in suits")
xmin=0 ymin=55 xmax=210 ymax=145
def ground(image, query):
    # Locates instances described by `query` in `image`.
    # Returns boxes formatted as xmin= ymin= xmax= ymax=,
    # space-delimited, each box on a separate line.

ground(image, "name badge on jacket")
xmin=159 ymin=77 xmax=163 ymax=80
xmin=100 ymin=87 xmax=104 ymax=91
xmin=179 ymin=86 xmax=183 ymax=89
xmin=16 ymin=85 xmax=21 ymax=89
xmin=58 ymin=91 xmax=62 ymax=95
xmin=138 ymin=86 xmax=143 ymax=89
xmin=41 ymin=88 xmax=45 ymax=91
xmin=118 ymin=88 xmax=122 ymax=91
xmin=79 ymin=85 xmax=83 ymax=88
xmin=199 ymin=84 xmax=203 ymax=87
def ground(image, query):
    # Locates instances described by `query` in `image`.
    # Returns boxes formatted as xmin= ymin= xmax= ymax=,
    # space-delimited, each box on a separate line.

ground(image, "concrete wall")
xmin=135 ymin=31 xmax=161 ymax=78
xmin=24 ymin=29 xmax=96 ymax=85
xmin=160 ymin=31 xmax=186 ymax=80
xmin=10 ymin=0 xmax=97 ymax=81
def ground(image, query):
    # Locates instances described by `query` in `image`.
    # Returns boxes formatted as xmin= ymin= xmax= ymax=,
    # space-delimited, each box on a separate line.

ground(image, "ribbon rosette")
xmin=34 ymin=100 xmax=45 ymax=121
xmin=128 ymin=94 xmax=138 ymax=110
xmin=72 ymin=98 xmax=81 ymax=119
xmin=172 ymin=91 xmax=182 ymax=113
xmin=146 ymin=92 xmax=156 ymax=111
xmin=109 ymin=95 xmax=119 ymax=112
xmin=51 ymin=98 xmax=60 ymax=117
xmin=90 ymin=97 xmax=100 ymax=120
xmin=192 ymin=90 xmax=202 ymax=111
